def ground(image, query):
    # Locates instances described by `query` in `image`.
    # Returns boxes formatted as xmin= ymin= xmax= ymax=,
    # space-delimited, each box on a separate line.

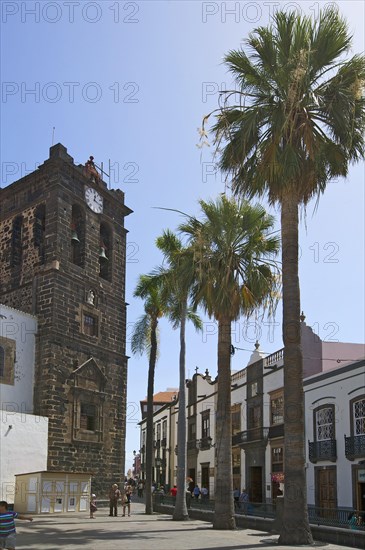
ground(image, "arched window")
xmin=71 ymin=204 xmax=85 ymax=267
xmin=34 ymin=204 xmax=46 ymax=264
xmin=0 ymin=345 xmax=5 ymax=378
xmin=99 ymin=223 xmax=112 ymax=281
xmin=11 ymin=216 xmax=23 ymax=268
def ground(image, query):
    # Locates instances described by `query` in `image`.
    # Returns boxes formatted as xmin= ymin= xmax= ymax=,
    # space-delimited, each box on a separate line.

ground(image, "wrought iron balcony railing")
xmin=187 ymin=439 xmax=199 ymax=451
xmin=344 ymin=434 xmax=365 ymax=460
xmin=161 ymin=437 xmax=167 ymax=448
xmin=308 ymin=439 xmax=337 ymax=463
xmin=199 ymin=436 xmax=213 ymax=450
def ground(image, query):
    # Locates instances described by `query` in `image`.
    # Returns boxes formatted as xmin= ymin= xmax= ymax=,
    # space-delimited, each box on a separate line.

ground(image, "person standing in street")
xmin=109 ymin=484 xmax=121 ymax=517
xmin=89 ymin=494 xmax=97 ymax=519
xmin=121 ymin=484 xmax=132 ymax=517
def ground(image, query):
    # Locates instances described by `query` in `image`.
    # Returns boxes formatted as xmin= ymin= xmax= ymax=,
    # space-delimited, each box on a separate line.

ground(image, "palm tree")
xmin=179 ymin=196 xmax=280 ymax=529
xmin=155 ymin=230 xmax=202 ymax=521
xmin=208 ymin=8 xmax=365 ymax=543
xmin=131 ymin=275 xmax=166 ymax=514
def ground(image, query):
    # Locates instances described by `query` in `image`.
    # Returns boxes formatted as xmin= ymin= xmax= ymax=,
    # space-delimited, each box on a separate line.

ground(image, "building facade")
xmin=0 ymin=144 xmax=132 ymax=495
xmin=304 ymin=359 xmax=365 ymax=512
xmin=139 ymin=319 xmax=365 ymax=512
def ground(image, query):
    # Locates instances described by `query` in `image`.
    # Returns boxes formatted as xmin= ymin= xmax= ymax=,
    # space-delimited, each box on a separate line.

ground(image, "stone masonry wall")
xmin=0 ymin=144 xmax=131 ymax=497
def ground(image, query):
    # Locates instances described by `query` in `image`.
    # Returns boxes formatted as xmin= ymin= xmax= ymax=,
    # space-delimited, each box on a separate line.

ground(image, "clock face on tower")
xmin=85 ymin=187 xmax=103 ymax=213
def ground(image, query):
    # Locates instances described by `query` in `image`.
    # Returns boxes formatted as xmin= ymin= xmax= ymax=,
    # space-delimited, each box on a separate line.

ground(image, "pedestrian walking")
xmin=233 ymin=488 xmax=240 ymax=510
xmin=0 ymin=500 xmax=33 ymax=550
xmin=201 ymin=486 xmax=209 ymax=500
xmin=109 ymin=484 xmax=121 ymax=517
xmin=89 ymin=494 xmax=97 ymax=519
xmin=188 ymin=479 xmax=195 ymax=496
xmin=193 ymin=485 xmax=201 ymax=499
xmin=239 ymin=488 xmax=249 ymax=514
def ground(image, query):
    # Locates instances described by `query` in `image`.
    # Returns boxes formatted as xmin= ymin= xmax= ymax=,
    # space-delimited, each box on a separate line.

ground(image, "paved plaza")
xmin=14 ymin=502 xmax=357 ymax=550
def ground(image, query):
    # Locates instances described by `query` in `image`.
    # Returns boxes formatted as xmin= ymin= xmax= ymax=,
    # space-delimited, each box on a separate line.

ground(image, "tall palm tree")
xmin=131 ymin=275 xmax=166 ymax=514
xmin=179 ymin=196 xmax=280 ymax=529
xmin=155 ymin=230 xmax=202 ymax=521
xmin=208 ymin=8 xmax=365 ymax=543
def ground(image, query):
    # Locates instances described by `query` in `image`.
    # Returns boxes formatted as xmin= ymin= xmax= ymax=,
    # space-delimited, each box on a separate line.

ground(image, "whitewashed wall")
xmin=0 ymin=305 xmax=37 ymax=413
xmin=304 ymin=362 xmax=365 ymax=507
xmin=0 ymin=410 xmax=48 ymax=502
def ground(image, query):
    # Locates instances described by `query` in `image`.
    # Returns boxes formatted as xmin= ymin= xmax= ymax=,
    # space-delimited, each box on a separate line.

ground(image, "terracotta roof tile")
xmin=141 ymin=390 xmax=178 ymax=403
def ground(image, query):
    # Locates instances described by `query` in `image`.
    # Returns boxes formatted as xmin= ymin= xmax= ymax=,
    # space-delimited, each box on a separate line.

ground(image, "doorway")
xmin=250 ymin=466 xmax=262 ymax=503
xmin=358 ymin=482 xmax=365 ymax=512
xmin=201 ymin=464 xmax=209 ymax=492
xmin=316 ymin=466 xmax=337 ymax=510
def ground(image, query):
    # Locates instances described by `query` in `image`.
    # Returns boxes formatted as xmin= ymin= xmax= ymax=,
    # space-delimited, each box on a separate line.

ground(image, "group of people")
xmin=186 ymin=480 xmax=208 ymax=500
xmin=90 ymin=482 xmax=134 ymax=520
xmin=108 ymin=483 xmax=133 ymax=518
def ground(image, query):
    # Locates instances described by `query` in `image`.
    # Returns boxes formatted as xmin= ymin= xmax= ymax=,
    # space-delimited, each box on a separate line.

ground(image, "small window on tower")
xmin=11 ymin=216 xmax=23 ymax=268
xmin=34 ymin=204 xmax=46 ymax=264
xmin=83 ymin=314 xmax=98 ymax=337
xmin=80 ymin=403 xmax=96 ymax=431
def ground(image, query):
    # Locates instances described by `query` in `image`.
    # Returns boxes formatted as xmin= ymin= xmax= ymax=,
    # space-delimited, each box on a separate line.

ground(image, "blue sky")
xmin=1 ymin=1 xmax=364 ymax=471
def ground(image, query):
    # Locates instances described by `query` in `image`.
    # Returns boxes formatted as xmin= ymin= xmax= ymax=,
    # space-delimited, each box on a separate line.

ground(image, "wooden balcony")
xmin=232 ymin=427 xmax=269 ymax=446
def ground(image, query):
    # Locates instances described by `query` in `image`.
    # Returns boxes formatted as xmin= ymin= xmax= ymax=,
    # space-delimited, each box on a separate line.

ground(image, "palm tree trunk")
xmin=145 ymin=318 xmax=158 ymax=515
xmin=213 ymin=317 xmax=235 ymax=529
xmin=278 ymin=195 xmax=313 ymax=545
xmin=173 ymin=301 xmax=189 ymax=520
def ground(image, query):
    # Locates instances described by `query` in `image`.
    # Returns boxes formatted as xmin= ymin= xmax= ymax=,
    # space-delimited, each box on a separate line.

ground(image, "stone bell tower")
xmin=0 ymin=144 xmax=132 ymax=495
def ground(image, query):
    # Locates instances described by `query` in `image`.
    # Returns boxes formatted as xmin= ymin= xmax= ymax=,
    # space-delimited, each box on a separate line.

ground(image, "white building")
xmin=0 ymin=304 xmax=48 ymax=502
xmin=304 ymin=358 xmax=365 ymax=511
xmin=139 ymin=317 xmax=365 ymax=513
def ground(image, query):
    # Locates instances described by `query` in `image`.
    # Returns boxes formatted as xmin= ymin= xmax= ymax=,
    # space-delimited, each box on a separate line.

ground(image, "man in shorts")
xmin=0 ymin=501 xmax=33 ymax=550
